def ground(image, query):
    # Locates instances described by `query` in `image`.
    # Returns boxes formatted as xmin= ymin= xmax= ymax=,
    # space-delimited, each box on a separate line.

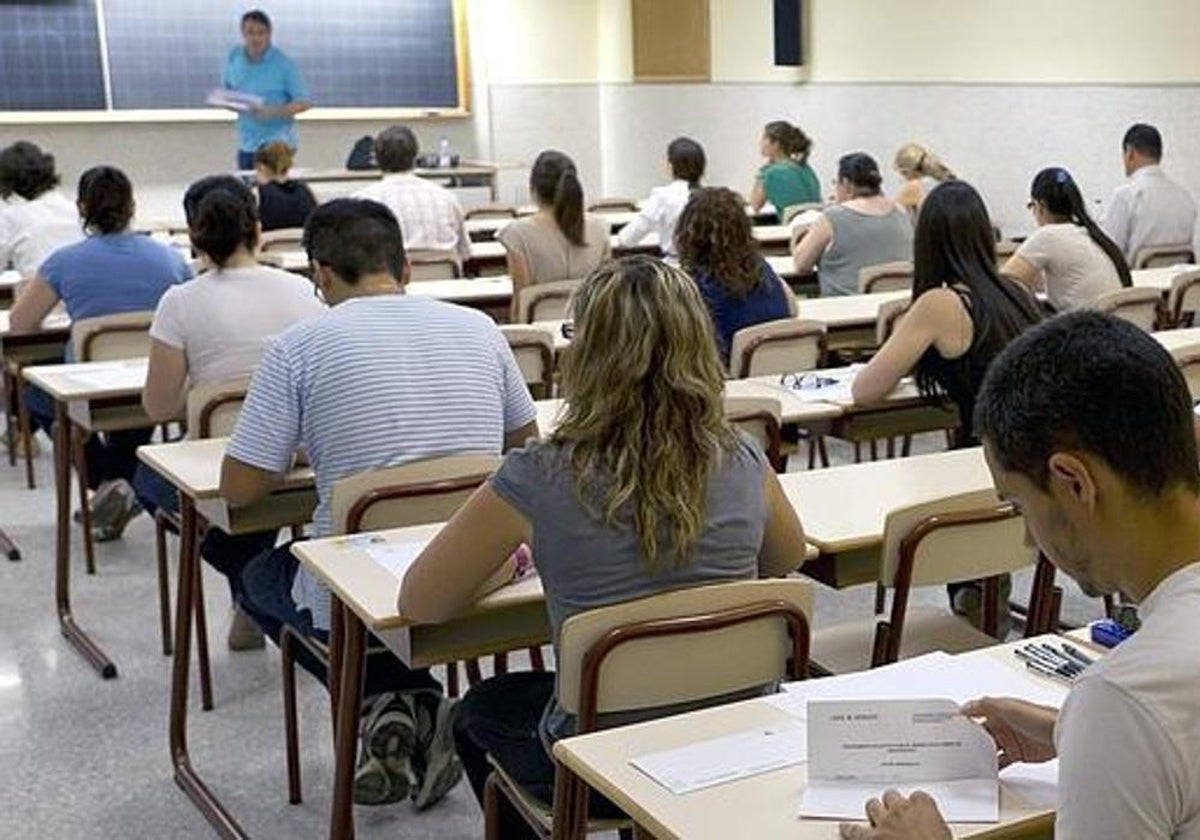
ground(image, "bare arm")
xmin=792 ymin=214 xmax=833 ymax=275
xmin=506 ymin=251 xmax=532 ymax=321
xmin=142 ymin=339 xmax=189 ymax=423
xmin=1000 ymin=253 xmax=1043 ymax=291
xmin=757 ymin=470 xmax=807 ymax=577
xmin=219 ymin=454 xmax=280 ymax=508
xmin=399 ymin=484 xmax=531 ymax=623
xmin=504 ymin=420 xmax=539 ymax=452
xmin=749 ymin=176 xmax=768 ymax=212
xmin=894 ymin=179 xmax=922 ymax=213
xmin=9 ymin=276 xmax=60 ymax=333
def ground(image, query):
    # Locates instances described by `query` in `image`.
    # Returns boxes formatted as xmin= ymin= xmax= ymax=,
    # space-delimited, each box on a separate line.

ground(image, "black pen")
xmin=1016 ymin=646 xmax=1082 ymax=677
xmin=1060 ymin=642 xmax=1095 ymax=667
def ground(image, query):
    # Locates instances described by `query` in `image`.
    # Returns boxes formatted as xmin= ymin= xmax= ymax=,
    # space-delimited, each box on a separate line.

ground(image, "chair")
xmin=500 ymin=325 xmax=556 ymax=399
xmin=1169 ymin=347 xmax=1200 ymax=402
xmin=1132 ymin=243 xmax=1195 ymax=270
xmin=781 ymin=202 xmax=823 ymax=225
xmin=810 ymin=489 xmax=1039 ymax=675
xmin=258 ymin=227 xmax=306 ymax=255
xmin=857 ymin=261 xmax=914 ymax=294
xmin=465 ymin=204 xmax=519 ymax=220
xmin=407 ymin=250 xmax=463 ymax=281
xmin=587 ymin=198 xmax=639 ymax=213
xmin=724 ymin=396 xmax=785 ymax=472
xmin=1093 ymin=286 xmax=1162 ymax=332
xmin=485 ymin=578 xmax=813 ymax=838
xmin=1167 ymin=268 xmax=1200 ymax=327
xmin=728 ymin=318 xmax=826 ymax=379
xmin=514 ymin=279 xmax=581 ymax=324
xmin=282 ymin=454 xmax=507 ymax=804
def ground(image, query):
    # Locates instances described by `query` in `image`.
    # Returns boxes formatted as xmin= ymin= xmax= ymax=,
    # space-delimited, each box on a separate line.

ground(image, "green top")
xmin=759 ymin=160 xmax=821 ymax=213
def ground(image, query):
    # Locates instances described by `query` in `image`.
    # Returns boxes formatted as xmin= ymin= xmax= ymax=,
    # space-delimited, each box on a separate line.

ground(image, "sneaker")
xmin=86 ymin=479 xmax=130 ymax=530
xmin=226 ymin=606 xmax=266 ymax=651
xmin=409 ymin=691 xmax=463 ymax=810
xmin=362 ymin=692 xmax=418 ymax=771
xmin=951 ymin=576 xmax=1013 ymax=639
xmin=91 ymin=492 xmax=143 ymax=543
xmin=353 ymin=755 xmax=409 ymax=806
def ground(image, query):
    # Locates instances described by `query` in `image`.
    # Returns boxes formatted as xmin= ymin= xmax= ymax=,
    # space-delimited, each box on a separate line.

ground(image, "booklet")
xmin=801 ymin=698 xmax=999 ymax=823
xmin=206 ymin=88 xmax=265 ymax=112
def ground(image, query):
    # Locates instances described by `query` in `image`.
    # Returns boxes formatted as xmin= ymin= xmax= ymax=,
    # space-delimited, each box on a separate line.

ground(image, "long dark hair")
xmin=911 ymin=181 xmax=1043 ymax=402
xmin=676 ymin=187 xmax=762 ymax=297
xmin=77 ymin=166 xmax=134 ymax=235
xmin=1030 ymin=167 xmax=1132 ymax=288
xmin=529 ymin=150 xmax=585 ymax=246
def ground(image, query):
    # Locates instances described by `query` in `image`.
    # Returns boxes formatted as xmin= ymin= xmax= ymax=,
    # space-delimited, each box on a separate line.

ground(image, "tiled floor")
xmin=0 ymin=430 xmax=1104 ymax=838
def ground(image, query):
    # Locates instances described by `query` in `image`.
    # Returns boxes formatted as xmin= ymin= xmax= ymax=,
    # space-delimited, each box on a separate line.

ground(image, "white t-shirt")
xmin=1054 ymin=562 xmax=1200 ymax=839
xmin=149 ymin=264 xmax=325 ymax=385
xmin=616 ymin=179 xmax=692 ymax=257
xmin=1014 ymin=223 xmax=1123 ymax=311
xmin=0 ymin=191 xmax=83 ymax=278
xmin=1102 ymin=165 xmax=1198 ymax=264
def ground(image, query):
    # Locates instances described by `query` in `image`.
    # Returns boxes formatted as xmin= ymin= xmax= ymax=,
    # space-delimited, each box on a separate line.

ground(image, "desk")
xmin=23 ymin=358 xmax=152 ymax=679
xmin=2 ymin=311 xmax=72 ymax=489
xmin=552 ymin=638 xmax=1062 ymax=840
xmin=0 ymin=269 xmax=21 ymax=309
xmin=466 ymin=211 xmax=640 ymax=242
xmin=408 ymin=277 xmax=514 ymax=321
xmin=1131 ymin=264 xmax=1195 ymax=293
xmin=1154 ymin=326 xmax=1200 ymax=355
xmin=263 ymin=163 xmax=502 ymax=201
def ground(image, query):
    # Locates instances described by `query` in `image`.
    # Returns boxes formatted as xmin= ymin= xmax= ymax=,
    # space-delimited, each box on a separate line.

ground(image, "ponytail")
xmin=1031 ymin=167 xmax=1132 ymax=288
xmin=529 ymin=149 xmax=587 ymax=246
xmin=77 ymin=165 xmax=134 ymax=235
xmin=184 ymin=175 xmax=259 ymax=268
xmin=763 ymin=121 xmax=812 ymax=166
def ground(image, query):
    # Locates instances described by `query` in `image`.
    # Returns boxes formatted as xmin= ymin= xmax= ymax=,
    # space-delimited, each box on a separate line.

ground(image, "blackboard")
xmin=0 ymin=0 xmax=462 ymax=113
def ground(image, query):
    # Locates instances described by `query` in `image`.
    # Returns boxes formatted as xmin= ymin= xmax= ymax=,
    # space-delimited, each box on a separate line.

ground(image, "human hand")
xmin=961 ymin=696 xmax=1058 ymax=768
xmin=838 ymin=789 xmax=952 ymax=839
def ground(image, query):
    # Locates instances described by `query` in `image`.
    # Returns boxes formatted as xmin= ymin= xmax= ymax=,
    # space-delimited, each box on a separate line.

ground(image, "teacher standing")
xmin=222 ymin=9 xmax=311 ymax=171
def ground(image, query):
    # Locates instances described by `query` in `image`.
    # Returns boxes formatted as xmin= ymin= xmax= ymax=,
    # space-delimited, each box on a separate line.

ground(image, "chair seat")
xmin=811 ymin=605 xmax=999 ymax=674
xmin=487 ymin=758 xmax=632 ymax=834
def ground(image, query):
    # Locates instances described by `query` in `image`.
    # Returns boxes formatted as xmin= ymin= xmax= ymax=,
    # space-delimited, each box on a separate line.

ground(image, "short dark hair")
xmin=183 ymin=175 xmax=259 ymax=268
xmin=667 ymin=137 xmax=705 ymax=188
xmin=0 ymin=141 xmax=60 ymax=200
xmin=375 ymin=126 xmax=419 ymax=173
xmin=303 ymin=198 xmax=405 ymax=283
xmin=1122 ymin=123 xmax=1163 ymax=161
xmin=975 ymin=311 xmax=1200 ymax=498
xmin=837 ymin=152 xmax=883 ymax=197
xmin=77 ymin=166 xmax=135 ymax=235
xmin=241 ymin=9 xmax=271 ymax=29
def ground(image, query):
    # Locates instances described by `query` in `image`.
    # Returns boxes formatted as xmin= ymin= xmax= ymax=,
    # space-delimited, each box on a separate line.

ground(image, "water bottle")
xmin=438 ymin=136 xmax=453 ymax=169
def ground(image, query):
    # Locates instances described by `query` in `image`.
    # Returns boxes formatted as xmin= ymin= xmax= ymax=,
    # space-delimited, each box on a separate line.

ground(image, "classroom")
xmin=3 ymin=1 xmax=1200 ymax=838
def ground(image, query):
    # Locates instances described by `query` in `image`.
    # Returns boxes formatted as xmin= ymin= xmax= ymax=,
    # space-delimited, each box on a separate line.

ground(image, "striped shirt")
xmin=227 ymin=293 xmax=538 ymax=629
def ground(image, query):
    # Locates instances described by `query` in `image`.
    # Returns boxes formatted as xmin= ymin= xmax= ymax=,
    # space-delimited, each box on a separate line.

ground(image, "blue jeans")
xmin=239 ymin=542 xmax=441 ymax=698
xmin=237 ymin=149 xmax=256 ymax=171
xmin=132 ymin=463 xmax=180 ymax=517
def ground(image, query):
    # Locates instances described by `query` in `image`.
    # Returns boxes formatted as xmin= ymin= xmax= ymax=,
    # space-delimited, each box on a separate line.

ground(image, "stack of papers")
xmin=206 ymin=88 xmax=264 ymax=112
xmin=631 ymin=721 xmax=805 ymax=794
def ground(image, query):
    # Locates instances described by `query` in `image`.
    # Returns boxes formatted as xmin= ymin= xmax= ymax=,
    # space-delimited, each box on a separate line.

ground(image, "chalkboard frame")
xmin=0 ymin=0 xmax=471 ymax=123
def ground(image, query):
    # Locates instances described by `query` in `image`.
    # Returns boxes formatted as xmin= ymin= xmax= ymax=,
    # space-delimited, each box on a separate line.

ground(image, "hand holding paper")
xmin=961 ymin=697 xmax=1057 ymax=768
xmin=838 ymin=789 xmax=952 ymax=840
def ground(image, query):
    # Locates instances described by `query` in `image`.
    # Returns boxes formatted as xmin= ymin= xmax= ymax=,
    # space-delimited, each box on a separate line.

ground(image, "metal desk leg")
xmin=330 ymin=596 xmax=365 ymax=840
xmin=169 ymin=495 xmax=247 ymax=839
xmin=0 ymin=528 xmax=19 ymax=561
xmin=53 ymin=401 xmax=116 ymax=678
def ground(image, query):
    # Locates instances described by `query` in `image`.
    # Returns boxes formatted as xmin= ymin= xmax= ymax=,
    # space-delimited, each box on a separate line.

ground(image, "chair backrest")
xmin=875 ymin=298 xmax=909 ymax=345
xmin=1093 ymin=286 xmax=1162 ymax=332
xmin=500 ymin=324 xmax=555 ymax=397
xmin=465 ymin=204 xmax=518 ymax=220
xmin=1169 ymin=347 xmax=1200 ymax=402
xmin=724 ymin=395 xmax=784 ymax=472
xmin=330 ymin=453 xmax=501 ymax=535
xmin=71 ymin=310 xmax=154 ymax=361
xmin=185 ymin=377 xmax=250 ymax=439
xmin=728 ymin=318 xmax=826 ymax=379
xmin=880 ymin=489 xmax=1034 ymax=589
xmin=781 ymin=202 xmax=824 ymax=224
xmin=258 ymin=227 xmax=306 ymax=254
xmin=513 ymin=279 xmax=581 ymax=324
xmin=1133 ymin=243 xmax=1196 ymax=270
xmin=858 ymin=261 xmax=914 ymax=294
xmin=1168 ymin=269 xmax=1200 ymax=327
xmin=556 ymin=578 xmax=813 ymax=730
xmin=587 ymin=198 xmax=639 ymax=213
xmin=407 ymin=250 xmax=462 ymax=281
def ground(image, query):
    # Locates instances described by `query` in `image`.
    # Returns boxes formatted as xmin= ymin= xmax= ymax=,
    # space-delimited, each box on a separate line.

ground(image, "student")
xmin=1101 ymin=123 xmax=1198 ymax=264
xmin=498 ymin=150 xmax=610 ymax=299
xmin=675 ymin=186 xmax=793 ymax=367
xmin=842 ymin=312 xmax=1200 ymax=840
xmin=219 ymin=198 xmax=538 ymax=808
xmin=354 ymin=125 xmax=471 ymax=266
xmin=11 ymin=165 xmax=191 ymax=540
xmin=0 ymin=141 xmax=83 ymax=278
xmin=892 ymin=142 xmax=956 ymax=214
xmin=615 ymin=136 xmax=705 ymax=258
xmin=793 ymin=152 xmax=913 ymax=297
xmin=397 ymin=255 xmax=808 ymax=834
xmin=136 ymin=176 xmax=324 ymax=647
xmin=1002 ymin=167 xmax=1131 ymax=312
xmin=253 ymin=141 xmax=318 ymax=231
xmin=749 ymin=120 xmax=821 ymax=216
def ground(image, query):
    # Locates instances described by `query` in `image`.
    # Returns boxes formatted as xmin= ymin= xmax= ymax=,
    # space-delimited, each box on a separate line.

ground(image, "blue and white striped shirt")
xmin=227 ymin=294 xmax=537 ymax=629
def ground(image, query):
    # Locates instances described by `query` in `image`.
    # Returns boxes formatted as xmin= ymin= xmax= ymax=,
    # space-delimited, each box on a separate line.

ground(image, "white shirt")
xmin=1054 ymin=562 xmax=1200 ymax=839
xmin=149 ymin=264 xmax=325 ymax=386
xmin=355 ymin=173 xmax=471 ymax=263
xmin=1102 ymin=165 xmax=1198 ymax=264
xmin=226 ymin=294 xmax=537 ymax=630
xmin=1014 ymin=223 xmax=1123 ymax=311
xmin=0 ymin=191 xmax=83 ymax=279
xmin=616 ymin=179 xmax=692 ymax=257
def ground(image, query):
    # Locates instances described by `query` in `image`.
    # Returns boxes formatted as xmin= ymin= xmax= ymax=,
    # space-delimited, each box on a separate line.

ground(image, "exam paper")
xmin=206 ymin=88 xmax=265 ymax=112
xmin=630 ymin=721 xmax=806 ymax=795
xmin=800 ymin=698 xmax=999 ymax=823
xmin=366 ymin=542 xmax=427 ymax=580
xmin=60 ymin=361 xmax=146 ymax=392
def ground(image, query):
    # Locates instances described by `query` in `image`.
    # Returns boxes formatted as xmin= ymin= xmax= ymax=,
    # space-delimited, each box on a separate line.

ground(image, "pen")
xmin=1060 ymin=642 xmax=1095 ymax=667
xmin=1015 ymin=646 xmax=1082 ymax=677
xmin=1024 ymin=660 xmax=1075 ymax=686
xmin=1033 ymin=643 xmax=1087 ymax=674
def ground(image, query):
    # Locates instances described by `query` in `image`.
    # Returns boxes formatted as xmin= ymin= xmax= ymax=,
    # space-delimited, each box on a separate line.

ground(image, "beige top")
xmin=498 ymin=213 xmax=611 ymax=284
xmin=1016 ymin=223 xmax=1122 ymax=311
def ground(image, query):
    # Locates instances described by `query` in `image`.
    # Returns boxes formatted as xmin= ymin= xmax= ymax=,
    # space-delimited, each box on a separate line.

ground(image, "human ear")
xmin=1047 ymin=452 xmax=1097 ymax=511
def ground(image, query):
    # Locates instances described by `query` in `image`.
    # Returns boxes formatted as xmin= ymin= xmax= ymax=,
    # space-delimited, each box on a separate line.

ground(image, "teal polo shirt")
xmin=222 ymin=45 xmax=310 ymax=153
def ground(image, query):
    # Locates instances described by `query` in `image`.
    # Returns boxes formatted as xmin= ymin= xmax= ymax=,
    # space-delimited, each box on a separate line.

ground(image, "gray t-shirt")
xmin=819 ymin=203 xmax=914 ymax=296
xmin=490 ymin=432 xmax=771 ymax=744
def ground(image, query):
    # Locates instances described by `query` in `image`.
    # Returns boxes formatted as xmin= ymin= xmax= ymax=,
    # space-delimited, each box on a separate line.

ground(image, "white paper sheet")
xmin=366 ymin=542 xmax=427 ymax=580
xmin=206 ymin=88 xmax=264 ymax=112
xmin=630 ymin=721 xmax=806 ymax=795
xmin=800 ymin=698 xmax=999 ymax=823
xmin=60 ymin=362 xmax=146 ymax=392
xmin=999 ymin=760 xmax=1059 ymax=810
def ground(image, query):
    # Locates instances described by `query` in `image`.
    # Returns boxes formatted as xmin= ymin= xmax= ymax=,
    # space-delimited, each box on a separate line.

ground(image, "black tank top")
xmin=918 ymin=288 xmax=992 ymax=448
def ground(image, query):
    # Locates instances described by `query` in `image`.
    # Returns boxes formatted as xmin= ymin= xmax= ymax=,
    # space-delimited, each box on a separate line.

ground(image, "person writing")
xmin=220 ymin=9 xmax=311 ymax=171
